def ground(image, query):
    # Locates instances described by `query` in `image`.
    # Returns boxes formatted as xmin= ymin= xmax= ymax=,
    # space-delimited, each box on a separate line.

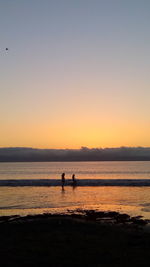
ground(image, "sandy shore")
xmin=0 ymin=210 xmax=150 ymax=266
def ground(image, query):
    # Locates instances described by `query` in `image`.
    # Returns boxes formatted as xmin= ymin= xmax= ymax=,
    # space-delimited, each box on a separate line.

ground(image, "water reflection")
xmin=0 ymin=186 xmax=150 ymax=219
xmin=61 ymin=186 xmax=65 ymax=195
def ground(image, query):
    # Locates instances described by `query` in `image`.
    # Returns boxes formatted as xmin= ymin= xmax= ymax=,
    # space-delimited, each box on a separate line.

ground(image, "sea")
xmin=0 ymin=161 xmax=150 ymax=219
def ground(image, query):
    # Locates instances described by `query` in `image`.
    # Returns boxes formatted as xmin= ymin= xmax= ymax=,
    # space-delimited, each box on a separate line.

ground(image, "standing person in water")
xmin=72 ymin=174 xmax=76 ymax=186
xmin=61 ymin=173 xmax=65 ymax=187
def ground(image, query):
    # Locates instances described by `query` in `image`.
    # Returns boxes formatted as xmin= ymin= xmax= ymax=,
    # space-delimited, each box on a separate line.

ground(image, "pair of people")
xmin=61 ymin=173 xmax=76 ymax=186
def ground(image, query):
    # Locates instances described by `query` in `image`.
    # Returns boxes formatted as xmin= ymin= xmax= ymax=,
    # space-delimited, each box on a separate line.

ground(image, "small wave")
xmin=0 ymin=179 xmax=150 ymax=187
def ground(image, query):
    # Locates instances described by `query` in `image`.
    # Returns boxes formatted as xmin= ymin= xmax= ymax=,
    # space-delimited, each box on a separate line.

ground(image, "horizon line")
xmin=1 ymin=146 xmax=150 ymax=150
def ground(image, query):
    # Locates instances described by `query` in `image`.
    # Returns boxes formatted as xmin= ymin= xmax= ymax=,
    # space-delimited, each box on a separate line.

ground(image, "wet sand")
xmin=0 ymin=210 xmax=150 ymax=266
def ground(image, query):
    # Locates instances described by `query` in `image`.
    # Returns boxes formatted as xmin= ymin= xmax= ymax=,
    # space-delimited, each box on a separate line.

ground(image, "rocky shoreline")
xmin=0 ymin=210 xmax=150 ymax=266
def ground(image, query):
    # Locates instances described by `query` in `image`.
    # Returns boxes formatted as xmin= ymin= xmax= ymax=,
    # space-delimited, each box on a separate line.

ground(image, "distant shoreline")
xmin=1 ymin=147 xmax=150 ymax=162
xmin=1 ymin=159 xmax=150 ymax=162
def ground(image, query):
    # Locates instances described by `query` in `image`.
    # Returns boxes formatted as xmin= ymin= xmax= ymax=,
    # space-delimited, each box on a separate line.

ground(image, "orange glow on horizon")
xmin=1 ymin=117 xmax=150 ymax=149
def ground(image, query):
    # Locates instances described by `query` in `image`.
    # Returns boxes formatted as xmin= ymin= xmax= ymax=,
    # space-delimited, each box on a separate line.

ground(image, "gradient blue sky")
xmin=0 ymin=0 xmax=150 ymax=148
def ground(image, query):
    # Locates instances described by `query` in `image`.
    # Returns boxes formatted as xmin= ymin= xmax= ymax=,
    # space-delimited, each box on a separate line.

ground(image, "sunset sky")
xmin=0 ymin=0 xmax=150 ymax=148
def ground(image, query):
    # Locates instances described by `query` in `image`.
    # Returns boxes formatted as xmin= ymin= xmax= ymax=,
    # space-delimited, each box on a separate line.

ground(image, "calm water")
xmin=0 ymin=161 xmax=150 ymax=218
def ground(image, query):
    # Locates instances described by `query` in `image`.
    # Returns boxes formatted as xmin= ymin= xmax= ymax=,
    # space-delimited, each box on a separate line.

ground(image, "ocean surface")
xmin=0 ymin=161 xmax=150 ymax=219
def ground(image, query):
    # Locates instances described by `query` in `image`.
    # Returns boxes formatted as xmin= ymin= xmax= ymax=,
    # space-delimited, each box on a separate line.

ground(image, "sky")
xmin=0 ymin=0 xmax=150 ymax=148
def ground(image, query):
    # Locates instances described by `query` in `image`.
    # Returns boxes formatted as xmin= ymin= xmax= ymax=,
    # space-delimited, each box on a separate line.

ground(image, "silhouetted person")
xmin=72 ymin=174 xmax=75 ymax=182
xmin=61 ymin=173 xmax=65 ymax=187
xmin=72 ymin=174 xmax=77 ymax=186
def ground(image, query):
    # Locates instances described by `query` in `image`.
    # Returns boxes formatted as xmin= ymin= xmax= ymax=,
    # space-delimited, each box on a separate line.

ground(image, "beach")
xmin=1 ymin=161 xmax=150 ymax=266
xmin=0 ymin=210 xmax=150 ymax=267
xmin=1 ymin=161 xmax=150 ymax=219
